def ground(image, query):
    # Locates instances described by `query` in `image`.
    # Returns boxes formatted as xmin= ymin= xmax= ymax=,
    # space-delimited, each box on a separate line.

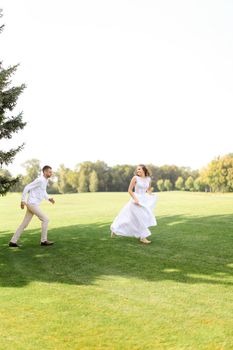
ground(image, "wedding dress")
xmin=111 ymin=176 xmax=157 ymax=238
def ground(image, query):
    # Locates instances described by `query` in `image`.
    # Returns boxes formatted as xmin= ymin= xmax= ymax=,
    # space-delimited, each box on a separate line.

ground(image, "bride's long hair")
xmin=135 ymin=164 xmax=151 ymax=177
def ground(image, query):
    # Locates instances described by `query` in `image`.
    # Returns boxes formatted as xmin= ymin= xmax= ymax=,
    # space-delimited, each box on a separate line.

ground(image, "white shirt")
xmin=22 ymin=176 xmax=49 ymax=205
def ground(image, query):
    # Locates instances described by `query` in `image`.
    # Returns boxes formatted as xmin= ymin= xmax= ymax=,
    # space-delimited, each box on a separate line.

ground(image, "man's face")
xmin=44 ymin=168 xmax=53 ymax=178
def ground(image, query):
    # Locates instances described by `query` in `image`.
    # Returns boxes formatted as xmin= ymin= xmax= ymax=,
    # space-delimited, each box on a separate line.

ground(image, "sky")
xmin=1 ymin=0 xmax=233 ymax=175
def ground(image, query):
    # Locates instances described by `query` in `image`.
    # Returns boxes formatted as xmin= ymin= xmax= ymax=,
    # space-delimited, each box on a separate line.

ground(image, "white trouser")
xmin=11 ymin=204 xmax=49 ymax=243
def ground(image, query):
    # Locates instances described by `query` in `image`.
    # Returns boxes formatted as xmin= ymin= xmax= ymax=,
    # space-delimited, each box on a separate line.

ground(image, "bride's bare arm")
xmin=128 ymin=176 xmax=140 ymax=205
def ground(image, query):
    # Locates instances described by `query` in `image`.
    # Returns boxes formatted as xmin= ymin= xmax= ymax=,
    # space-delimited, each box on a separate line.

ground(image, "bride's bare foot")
xmin=111 ymin=231 xmax=116 ymax=238
xmin=140 ymin=238 xmax=151 ymax=244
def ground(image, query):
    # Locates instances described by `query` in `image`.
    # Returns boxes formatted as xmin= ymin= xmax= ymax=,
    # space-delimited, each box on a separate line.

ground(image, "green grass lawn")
xmin=0 ymin=191 xmax=233 ymax=350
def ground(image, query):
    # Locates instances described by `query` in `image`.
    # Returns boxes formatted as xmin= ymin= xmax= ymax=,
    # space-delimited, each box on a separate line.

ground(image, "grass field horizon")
xmin=1 ymin=192 xmax=233 ymax=350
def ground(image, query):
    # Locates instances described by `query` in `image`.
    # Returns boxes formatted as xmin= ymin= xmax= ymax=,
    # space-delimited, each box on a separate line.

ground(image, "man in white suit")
xmin=9 ymin=165 xmax=55 ymax=247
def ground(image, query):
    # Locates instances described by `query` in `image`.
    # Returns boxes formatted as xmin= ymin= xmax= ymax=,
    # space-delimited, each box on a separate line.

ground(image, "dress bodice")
xmin=135 ymin=176 xmax=151 ymax=195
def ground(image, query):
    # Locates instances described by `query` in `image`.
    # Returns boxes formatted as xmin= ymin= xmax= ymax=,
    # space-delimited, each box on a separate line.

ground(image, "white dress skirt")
xmin=111 ymin=176 xmax=157 ymax=239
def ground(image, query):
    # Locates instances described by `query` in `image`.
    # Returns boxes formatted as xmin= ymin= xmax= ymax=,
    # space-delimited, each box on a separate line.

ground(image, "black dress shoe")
xmin=40 ymin=240 xmax=54 ymax=246
xmin=9 ymin=242 xmax=20 ymax=247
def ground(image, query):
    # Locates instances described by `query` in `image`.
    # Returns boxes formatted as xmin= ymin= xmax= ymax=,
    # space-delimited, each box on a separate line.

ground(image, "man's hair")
xmin=42 ymin=165 xmax=52 ymax=172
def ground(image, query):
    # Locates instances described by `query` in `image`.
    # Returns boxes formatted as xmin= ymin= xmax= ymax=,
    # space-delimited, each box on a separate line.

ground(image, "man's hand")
xmin=49 ymin=198 xmax=55 ymax=204
xmin=21 ymin=201 xmax=26 ymax=209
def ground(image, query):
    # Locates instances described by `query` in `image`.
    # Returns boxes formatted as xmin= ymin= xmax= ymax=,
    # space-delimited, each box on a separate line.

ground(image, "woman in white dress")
xmin=111 ymin=164 xmax=157 ymax=244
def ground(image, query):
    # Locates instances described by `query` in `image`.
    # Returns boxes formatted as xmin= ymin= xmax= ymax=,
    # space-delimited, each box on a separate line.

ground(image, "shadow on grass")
xmin=0 ymin=214 xmax=233 ymax=288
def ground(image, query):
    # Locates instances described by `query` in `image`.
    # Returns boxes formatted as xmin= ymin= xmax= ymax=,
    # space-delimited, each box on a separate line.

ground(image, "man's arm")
xmin=44 ymin=182 xmax=55 ymax=204
xmin=21 ymin=178 xmax=41 ymax=209
xmin=44 ymin=191 xmax=49 ymax=201
xmin=44 ymin=190 xmax=55 ymax=204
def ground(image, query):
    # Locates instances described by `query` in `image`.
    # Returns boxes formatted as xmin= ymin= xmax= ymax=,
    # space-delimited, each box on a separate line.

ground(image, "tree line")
xmin=1 ymin=154 xmax=233 ymax=194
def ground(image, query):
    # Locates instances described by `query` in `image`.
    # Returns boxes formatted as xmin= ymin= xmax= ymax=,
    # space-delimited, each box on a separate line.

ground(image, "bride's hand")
xmin=134 ymin=199 xmax=140 ymax=205
xmin=147 ymin=187 xmax=153 ymax=195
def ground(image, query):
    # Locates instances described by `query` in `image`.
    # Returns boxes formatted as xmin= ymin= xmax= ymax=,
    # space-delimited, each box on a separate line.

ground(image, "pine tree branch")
xmin=0 ymin=144 xmax=24 ymax=166
xmin=0 ymin=83 xmax=26 ymax=113
xmin=0 ymin=112 xmax=26 ymax=139
xmin=0 ymin=175 xmax=19 ymax=196
xmin=0 ymin=64 xmax=19 ymax=90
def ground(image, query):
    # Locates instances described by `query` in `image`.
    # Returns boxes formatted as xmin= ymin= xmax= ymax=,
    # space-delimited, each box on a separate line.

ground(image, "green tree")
xmin=0 ymin=10 xmax=26 ymax=195
xmin=185 ymin=176 xmax=194 ymax=191
xmin=66 ymin=170 xmax=79 ymax=193
xmin=193 ymin=176 xmax=207 ymax=192
xmin=164 ymin=179 xmax=173 ymax=191
xmin=175 ymin=176 xmax=184 ymax=190
xmin=93 ymin=160 xmax=111 ymax=191
xmin=78 ymin=170 xmax=88 ymax=193
xmin=110 ymin=164 xmax=135 ymax=191
xmin=46 ymin=180 xmax=60 ymax=194
xmin=148 ymin=164 xmax=198 ymax=191
xmin=9 ymin=173 xmax=24 ymax=192
xmin=159 ymin=165 xmax=181 ymax=188
xmin=147 ymin=164 xmax=161 ymax=190
xmin=56 ymin=164 xmax=74 ymax=193
xmin=89 ymin=170 xmax=99 ymax=192
xmin=157 ymin=179 xmax=165 ymax=191
xmin=203 ymin=155 xmax=233 ymax=192
xmin=22 ymin=159 xmax=41 ymax=185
